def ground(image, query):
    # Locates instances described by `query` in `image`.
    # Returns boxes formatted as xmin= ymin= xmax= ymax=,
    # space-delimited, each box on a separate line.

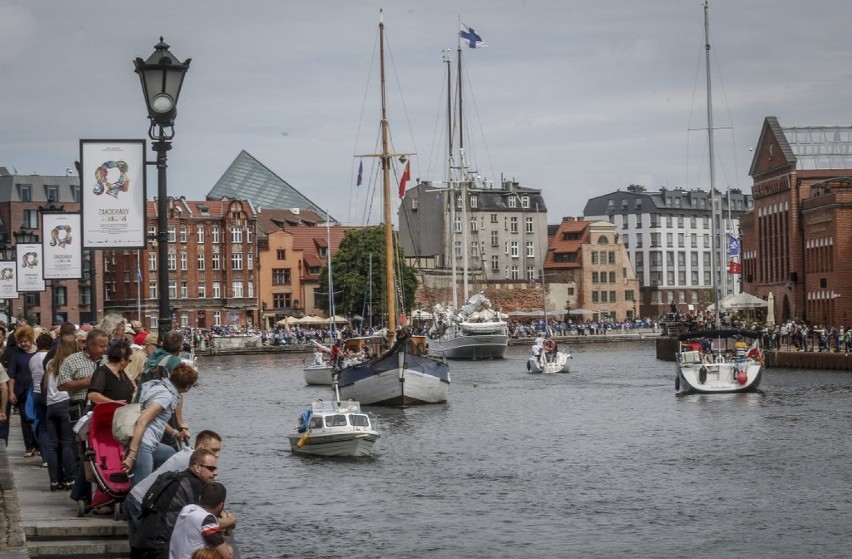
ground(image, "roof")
xmin=254 ymin=208 xmax=325 ymax=235
xmin=207 ymin=150 xmax=331 ymax=217
xmin=782 ymin=123 xmax=852 ymax=170
xmin=546 ymin=218 xmax=590 ymax=269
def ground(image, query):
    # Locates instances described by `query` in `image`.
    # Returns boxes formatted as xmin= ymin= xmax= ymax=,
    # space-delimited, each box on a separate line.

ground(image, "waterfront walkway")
xmin=0 ymin=415 xmax=128 ymax=558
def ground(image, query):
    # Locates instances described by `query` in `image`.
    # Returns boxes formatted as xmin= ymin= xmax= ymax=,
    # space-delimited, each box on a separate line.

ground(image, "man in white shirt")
xmin=169 ymin=482 xmax=233 ymax=559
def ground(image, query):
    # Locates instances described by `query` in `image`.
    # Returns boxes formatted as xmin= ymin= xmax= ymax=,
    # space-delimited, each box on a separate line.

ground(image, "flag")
xmin=356 ymin=161 xmax=363 ymax=187
xmin=727 ymin=234 xmax=740 ymax=256
xmin=459 ymin=23 xmax=487 ymax=48
xmin=137 ymin=268 xmax=143 ymax=282
xmin=398 ymin=160 xmax=410 ymax=199
xmin=728 ymin=259 xmax=742 ymax=274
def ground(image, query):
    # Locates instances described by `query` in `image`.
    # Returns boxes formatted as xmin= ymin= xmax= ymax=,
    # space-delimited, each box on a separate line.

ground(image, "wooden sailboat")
xmin=674 ymin=1 xmax=763 ymax=394
xmin=337 ymin=12 xmax=451 ymax=406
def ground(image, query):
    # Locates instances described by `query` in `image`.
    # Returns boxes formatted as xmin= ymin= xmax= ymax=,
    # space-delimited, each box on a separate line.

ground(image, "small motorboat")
xmin=287 ymin=384 xmax=379 ymax=457
xmin=303 ymin=350 xmax=334 ymax=386
xmin=527 ymin=337 xmax=571 ymax=374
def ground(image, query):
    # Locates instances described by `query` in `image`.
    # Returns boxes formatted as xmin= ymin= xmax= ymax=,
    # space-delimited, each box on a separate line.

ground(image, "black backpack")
xmin=131 ymin=470 xmax=202 ymax=552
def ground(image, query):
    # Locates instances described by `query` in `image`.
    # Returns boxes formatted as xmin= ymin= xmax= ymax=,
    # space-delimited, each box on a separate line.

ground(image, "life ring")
xmin=747 ymin=347 xmax=766 ymax=366
xmin=543 ymin=339 xmax=556 ymax=352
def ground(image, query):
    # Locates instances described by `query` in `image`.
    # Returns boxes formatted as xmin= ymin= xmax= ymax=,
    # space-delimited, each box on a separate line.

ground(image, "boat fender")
xmin=675 ymin=375 xmax=680 ymax=391
xmin=526 ymin=361 xmax=531 ymax=372
xmin=736 ymin=371 xmax=748 ymax=385
xmin=543 ymin=339 xmax=556 ymax=352
xmin=698 ymin=366 xmax=707 ymax=385
xmin=296 ymin=433 xmax=310 ymax=448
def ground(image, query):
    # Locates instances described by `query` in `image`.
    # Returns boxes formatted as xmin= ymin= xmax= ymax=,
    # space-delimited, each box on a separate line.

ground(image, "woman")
xmin=7 ymin=325 xmax=39 ymax=457
xmin=123 ymin=347 xmax=148 ymax=384
xmin=44 ymin=334 xmax=77 ymax=490
xmin=87 ymin=342 xmax=136 ymax=406
xmin=29 ymin=333 xmax=54 ymax=469
xmin=121 ymin=363 xmax=197 ymax=486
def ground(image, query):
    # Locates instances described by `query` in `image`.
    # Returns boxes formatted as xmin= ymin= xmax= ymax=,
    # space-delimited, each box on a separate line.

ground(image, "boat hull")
xmin=675 ymin=360 xmax=763 ymax=394
xmin=337 ymin=349 xmax=450 ymax=406
xmin=303 ymin=365 xmax=334 ymax=386
xmin=287 ymin=432 xmax=378 ymax=457
xmin=429 ymin=334 xmax=508 ymax=360
xmin=527 ymin=351 xmax=571 ymax=374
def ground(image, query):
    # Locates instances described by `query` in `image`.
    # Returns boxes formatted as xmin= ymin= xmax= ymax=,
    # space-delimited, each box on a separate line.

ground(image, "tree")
xmin=317 ymin=226 xmax=418 ymax=325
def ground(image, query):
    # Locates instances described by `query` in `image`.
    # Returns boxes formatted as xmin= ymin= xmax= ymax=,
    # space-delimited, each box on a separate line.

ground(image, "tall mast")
xmin=704 ymin=0 xmax=721 ymax=330
xmin=326 ymin=210 xmax=336 ymax=338
xmin=379 ymin=12 xmax=396 ymax=336
xmin=457 ymin=43 xmax=470 ymax=301
xmin=445 ymin=49 xmax=459 ymax=310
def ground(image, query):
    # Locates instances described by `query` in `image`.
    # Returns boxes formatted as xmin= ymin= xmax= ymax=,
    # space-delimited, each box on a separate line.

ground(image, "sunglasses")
xmin=197 ymin=464 xmax=217 ymax=473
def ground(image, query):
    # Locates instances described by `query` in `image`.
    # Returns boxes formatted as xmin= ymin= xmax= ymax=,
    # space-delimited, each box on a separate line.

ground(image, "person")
xmin=98 ymin=315 xmax=127 ymax=348
xmin=124 ymin=346 xmax=149 ymax=384
xmin=29 ymin=333 xmax=54 ymax=468
xmin=43 ymin=334 xmax=77 ymax=491
xmin=130 ymin=448 xmax=219 ymax=559
xmin=143 ymin=333 xmax=159 ymax=357
xmin=87 ymin=341 xmax=136 ymax=406
xmin=191 ymin=548 xmax=224 ymax=559
xmin=125 ymin=430 xmax=224 ymax=536
xmin=168 ymin=482 xmax=234 ymax=559
xmin=43 ymin=322 xmax=78 ymax=368
xmin=0 ymin=362 xmax=8 ymax=425
xmin=138 ymin=331 xmax=189 ymax=449
xmin=122 ymin=363 xmax=197 ymax=487
xmin=7 ymin=325 xmax=39 ymax=457
xmin=699 ymin=337 xmax=712 ymax=354
xmin=57 ymin=328 xmax=110 ymax=424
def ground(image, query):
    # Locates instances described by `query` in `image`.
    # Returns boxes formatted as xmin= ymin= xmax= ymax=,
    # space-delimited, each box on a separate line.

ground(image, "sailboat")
xmin=675 ymin=1 xmax=764 ymax=395
xmin=336 ymin=13 xmax=451 ymax=406
xmin=303 ymin=212 xmax=338 ymax=385
xmin=527 ymin=209 xmax=571 ymax=374
xmin=428 ymin=30 xmax=509 ymax=360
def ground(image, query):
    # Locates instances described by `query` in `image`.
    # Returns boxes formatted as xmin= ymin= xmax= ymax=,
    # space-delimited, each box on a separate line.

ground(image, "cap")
xmin=125 ymin=324 xmax=135 ymax=334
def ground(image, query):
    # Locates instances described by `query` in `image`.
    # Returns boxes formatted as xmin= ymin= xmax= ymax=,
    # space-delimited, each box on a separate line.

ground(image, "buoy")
xmin=296 ymin=433 xmax=310 ymax=448
xmin=698 ymin=366 xmax=707 ymax=385
xmin=543 ymin=339 xmax=556 ymax=352
xmin=736 ymin=371 xmax=748 ymax=385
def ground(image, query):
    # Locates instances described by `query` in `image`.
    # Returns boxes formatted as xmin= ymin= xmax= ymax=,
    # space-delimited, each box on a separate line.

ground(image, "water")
xmin=186 ymin=343 xmax=852 ymax=558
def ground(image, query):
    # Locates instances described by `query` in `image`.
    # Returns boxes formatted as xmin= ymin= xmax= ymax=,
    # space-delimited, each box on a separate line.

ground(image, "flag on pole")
xmin=728 ymin=259 xmax=742 ymax=274
xmin=356 ymin=160 xmax=363 ymax=187
xmin=398 ymin=160 xmax=411 ymax=199
xmin=459 ymin=23 xmax=487 ymax=48
xmin=727 ymin=234 xmax=740 ymax=256
xmin=137 ymin=268 xmax=143 ymax=282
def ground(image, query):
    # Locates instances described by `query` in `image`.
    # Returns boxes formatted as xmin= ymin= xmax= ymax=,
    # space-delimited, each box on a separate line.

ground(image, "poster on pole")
xmin=80 ymin=139 xmax=147 ymax=248
xmin=0 ymin=261 xmax=18 ymax=299
xmin=42 ymin=213 xmax=82 ymax=279
xmin=16 ymin=243 xmax=45 ymax=292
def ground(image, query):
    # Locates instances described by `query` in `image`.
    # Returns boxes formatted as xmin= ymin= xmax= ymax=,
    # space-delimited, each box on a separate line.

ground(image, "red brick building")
xmin=742 ymin=117 xmax=852 ymax=326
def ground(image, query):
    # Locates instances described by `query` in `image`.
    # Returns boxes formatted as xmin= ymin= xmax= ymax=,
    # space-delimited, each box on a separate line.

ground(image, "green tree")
xmin=317 ymin=226 xmax=418 ymax=324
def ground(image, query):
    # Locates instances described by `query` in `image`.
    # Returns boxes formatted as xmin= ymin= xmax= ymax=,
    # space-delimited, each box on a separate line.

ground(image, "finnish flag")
xmin=459 ymin=24 xmax=487 ymax=48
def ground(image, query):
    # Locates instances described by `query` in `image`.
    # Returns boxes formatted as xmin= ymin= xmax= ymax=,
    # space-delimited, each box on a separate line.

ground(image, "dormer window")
xmin=520 ymin=196 xmax=529 ymax=209
xmin=470 ymin=195 xmax=478 ymax=209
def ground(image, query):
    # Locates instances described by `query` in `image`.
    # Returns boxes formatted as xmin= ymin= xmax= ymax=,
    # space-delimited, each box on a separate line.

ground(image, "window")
xmin=23 ymin=209 xmax=38 ymax=229
xmin=491 ymin=255 xmax=499 ymax=271
xmin=248 ymin=281 xmax=254 ymax=298
xmin=520 ymin=196 xmax=530 ymax=208
xmin=55 ymin=286 xmax=67 ymax=306
xmin=591 ymin=252 xmax=599 ymax=264
xmin=213 ymin=281 xmax=221 ymax=298
xmin=454 ymin=240 xmax=462 ymax=258
xmin=179 ymin=226 xmax=187 ymax=243
xmin=508 ymin=196 xmax=517 ymax=208
xmin=411 ymin=197 xmax=419 ymax=210
xmin=247 ymin=227 xmax=253 ymax=244
xmin=592 ymin=271 xmax=599 ymax=283
xmin=592 ymin=291 xmax=600 ymax=303
xmin=650 ymin=213 xmax=660 ymax=228
xmin=470 ymin=195 xmax=478 ymax=208
xmin=526 ymin=241 xmax=534 ymax=257
xmin=181 ymin=312 xmax=189 ymax=328
xmin=491 ymin=214 xmax=497 ymax=223
xmin=212 ymin=227 xmax=220 ymax=244
xmin=198 ymin=285 xmax=206 ymax=298
xmin=197 ymin=254 xmax=205 ymax=270
xmin=526 ymin=217 xmax=534 ymax=233
xmin=609 ymin=271 xmax=616 ymax=283
xmin=149 ymin=283 xmax=157 ymax=299
xmin=635 ymin=233 xmax=643 ymax=248
xmin=598 ymin=235 xmax=609 ymax=245
xmin=167 ymin=252 xmax=176 ymax=271
xmin=625 ymin=289 xmax=635 ymax=301
xmin=610 ymin=290 xmax=617 ymax=303
xmin=180 ymin=252 xmax=187 ymax=271
xmin=231 ymin=227 xmax=243 ymax=243
xmin=623 ymin=234 xmax=629 ymax=248
xmin=273 ymin=292 xmax=292 ymax=309
xmin=277 ymin=249 xmax=286 ymax=260
xmin=470 ymin=217 xmax=478 ymax=232
xmin=232 ymin=281 xmax=244 ymax=298
xmin=168 ymin=226 xmax=176 ymax=243
xmin=678 ymin=233 xmax=684 ymax=248
xmin=168 ymin=283 xmax=177 ymax=299
xmin=454 ymin=216 xmax=462 ymax=233
xmin=213 ymin=311 xmax=221 ymax=326
xmin=471 ymin=241 xmax=480 ymax=257
xmin=212 ymin=253 xmax=221 ymax=270
xmin=491 ymin=230 xmax=499 ymax=246
xmin=18 ymin=184 xmax=31 ymax=202
xmin=511 ymin=265 xmax=520 ymax=280
xmin=609 ymin=252 xmax=615 ymax=264
xmin=181 ymin=282 xmax=188 ymax=299
xmin=197 ymin=225 xmax=205 ymax=243
xmin=232 ymin=253 xmax=243 ymax=270
xmin=272 ymin=268 xmax=291 ymax=285
xmin=527 ymin=266 xmax=535 ymax=280
xmin=510 ymin=241 xmax=519 ymax=258
xmin=510 ymin=217 xmax=518 ymax=233
xmin=651 ymin=233 xmax=661 ymax=247
xmin=71 ymin=185 xmax=81 ymax=202
xmin=149 ymin=253 xmax=157 ymax=271
xmin=247 ymin=252 xmax=253 ymax=271
xmin=666 ymin=233 xmax=673 ymax=247
xmin=553 ymin=252 xmax=577 ymax=263
xmin=45 ymin=185 xmax=59 ymax=202
xmin=80 ymin=286 xmax=91 ymax=306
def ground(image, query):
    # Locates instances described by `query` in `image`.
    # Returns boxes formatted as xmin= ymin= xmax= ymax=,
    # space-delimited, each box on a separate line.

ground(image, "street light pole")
xmin=134 ymin=37 xmax=190 ymax=336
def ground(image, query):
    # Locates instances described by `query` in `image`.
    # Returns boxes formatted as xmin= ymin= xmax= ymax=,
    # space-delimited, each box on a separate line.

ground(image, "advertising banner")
xmin=16 ymin=243 xmax=45 ymax=292
xmin=0 ymin=261 xmax=18 ymax=299
xmin=42 ymin=213 xmax=83 ymax=279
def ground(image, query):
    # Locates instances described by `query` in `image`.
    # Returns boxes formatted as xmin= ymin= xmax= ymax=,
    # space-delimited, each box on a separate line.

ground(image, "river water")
xmin=186 ymin=342 xmax=852 ymax=559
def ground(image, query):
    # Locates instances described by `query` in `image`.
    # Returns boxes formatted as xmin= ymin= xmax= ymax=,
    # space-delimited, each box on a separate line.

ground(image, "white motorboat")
xmin=303 ymin=351 xmax=334 ymax=386
xmin=676 ymin=329 xmax=764 ymax=394
xmin=287 ymin=394 xmax=379 ymax=457
xmin=527 ymin=339 xmax=571 ymax=374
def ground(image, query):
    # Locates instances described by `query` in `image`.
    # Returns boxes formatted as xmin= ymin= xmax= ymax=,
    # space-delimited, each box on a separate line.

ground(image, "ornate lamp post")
xmin=134 ymin=37 xmax=191 ymax=335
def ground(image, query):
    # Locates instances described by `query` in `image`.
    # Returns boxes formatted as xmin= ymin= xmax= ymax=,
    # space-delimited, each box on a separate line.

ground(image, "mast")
xmin=326 ymin=209 xmax=336 ymax=338
xmin=445 ymin=49 xmax=459 ymax=310
xmin=457 ymin=42 xmax=470 ymax=301
xmin=378 ymin=12 xmax=396 ymax=337
xmin=704 ymin=0 xmax=721 ymax=330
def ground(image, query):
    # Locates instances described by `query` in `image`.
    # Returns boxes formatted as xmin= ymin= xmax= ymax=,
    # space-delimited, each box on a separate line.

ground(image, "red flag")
xmin=398 ymin=161 xmax=410 ymax=199
xmin=728 ymin=259 xmax=742 ymax=274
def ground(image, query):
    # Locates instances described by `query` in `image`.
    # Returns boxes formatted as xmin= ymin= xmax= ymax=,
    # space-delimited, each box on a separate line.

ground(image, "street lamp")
xmin=134 ymin=37 xmax=191 ymax=335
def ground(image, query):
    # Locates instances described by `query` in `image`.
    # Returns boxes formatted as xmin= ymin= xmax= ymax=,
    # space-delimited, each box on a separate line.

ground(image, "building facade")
xmin=742 ymin=116 xmax=852 ymax=326
xmin=584 ymin=185 xmax=753 ymax=317
xmin=398 ymin=180 xmax=549 ymax=304
xmin=0 ymin=167 xmax=99 ymax=325
xmin=104 ymin=197 xmax=259 ymax=330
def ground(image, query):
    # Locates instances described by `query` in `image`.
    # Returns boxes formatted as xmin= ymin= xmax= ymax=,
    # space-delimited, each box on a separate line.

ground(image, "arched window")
xmin=597 ymin=235 xmax=609 ymax=245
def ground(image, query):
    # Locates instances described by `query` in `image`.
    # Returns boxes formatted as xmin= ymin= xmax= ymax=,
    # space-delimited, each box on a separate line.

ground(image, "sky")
xmin=3 ymin=0 xmax=852 ymax=226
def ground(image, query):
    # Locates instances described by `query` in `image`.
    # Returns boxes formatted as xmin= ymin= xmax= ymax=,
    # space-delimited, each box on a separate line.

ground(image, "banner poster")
xmin=16 ymin=243 xmax=45 ymax=293
xmin=42 ymin=213 xmax=83 ymax=279
xmin=0 ymin=261 xmax=18 ymax=299
xmin=80 ymin=139 xmax=147 ymax=248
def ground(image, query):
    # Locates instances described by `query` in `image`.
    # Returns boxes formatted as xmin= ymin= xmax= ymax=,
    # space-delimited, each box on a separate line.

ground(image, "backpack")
xmin=131 ymin=470 xmax=202 ymax=551
xmin=133 ymin=355 xmax=173 ymax=404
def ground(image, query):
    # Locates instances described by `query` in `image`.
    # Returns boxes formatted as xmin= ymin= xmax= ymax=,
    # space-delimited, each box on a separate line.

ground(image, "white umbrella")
xmin=568 ymin=309 xmax=594 ymax=315
xmin=766 ymin=291 xmax=775 ymax=325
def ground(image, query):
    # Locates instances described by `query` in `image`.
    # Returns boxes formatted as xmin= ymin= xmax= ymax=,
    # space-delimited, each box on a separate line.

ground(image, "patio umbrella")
xmin=721 ymin=292 xmax=768 ymax=311
xmin=568 ymin=309 xmax=594 ymax=315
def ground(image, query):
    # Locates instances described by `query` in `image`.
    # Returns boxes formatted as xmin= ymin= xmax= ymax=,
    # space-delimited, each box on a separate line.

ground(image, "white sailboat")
xmin=429 ymin=32 xmax=508 ymax=360
xmin=303 ymin=212 xmax=339 ymax=386
xmin=336 ymin=12 xmax=451 ymax=406
xmin=675 ymin=1 xmax=764 ymax=395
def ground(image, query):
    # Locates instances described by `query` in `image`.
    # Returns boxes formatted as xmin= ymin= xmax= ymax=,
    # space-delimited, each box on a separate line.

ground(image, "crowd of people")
xmin=0 ymin=315 xmax=236 ymax=559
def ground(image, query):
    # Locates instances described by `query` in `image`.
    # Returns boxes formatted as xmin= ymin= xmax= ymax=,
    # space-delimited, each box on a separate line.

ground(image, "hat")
xmin=134 ymin=331 xmax=149 ymax=346
xmin=125 ymin=324 xmax=135 ymax=334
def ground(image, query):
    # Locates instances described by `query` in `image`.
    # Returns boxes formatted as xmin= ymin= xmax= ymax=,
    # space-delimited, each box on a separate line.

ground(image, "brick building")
xmin=742 ymin=116 xmax=852 ymax=326
xmin=104 ymin=197 xmax=258 ymax=330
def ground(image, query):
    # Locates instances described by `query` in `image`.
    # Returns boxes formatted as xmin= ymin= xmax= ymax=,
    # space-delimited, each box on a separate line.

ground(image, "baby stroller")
xmin=75 ymin=402 xmax=132 ymax=519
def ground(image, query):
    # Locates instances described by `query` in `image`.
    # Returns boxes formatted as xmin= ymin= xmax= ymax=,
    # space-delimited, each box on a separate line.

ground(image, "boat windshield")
xmin=350 ymin=414 xmax=371 ymax=428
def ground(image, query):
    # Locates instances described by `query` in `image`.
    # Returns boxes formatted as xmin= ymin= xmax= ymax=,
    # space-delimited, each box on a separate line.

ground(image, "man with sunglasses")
xmin=130 ymin=448 xmax=236 ymax=559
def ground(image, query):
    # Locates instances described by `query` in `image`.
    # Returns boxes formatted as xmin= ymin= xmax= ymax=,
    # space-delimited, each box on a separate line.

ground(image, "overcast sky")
xmin=3 ymin=0 xmax=852 ymax=225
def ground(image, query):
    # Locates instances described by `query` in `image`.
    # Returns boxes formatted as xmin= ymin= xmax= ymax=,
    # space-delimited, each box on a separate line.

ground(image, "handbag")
xmin=112 ymin=402 xmax=142 ymax=445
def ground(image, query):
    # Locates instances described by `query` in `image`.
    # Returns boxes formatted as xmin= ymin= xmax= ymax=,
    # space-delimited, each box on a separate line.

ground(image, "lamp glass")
xmin=151 ymin=93 xmax=175 ymax=113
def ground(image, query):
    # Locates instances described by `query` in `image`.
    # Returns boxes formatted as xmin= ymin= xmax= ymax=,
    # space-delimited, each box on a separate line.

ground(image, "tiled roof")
xmin=546 ymin=218 xmax=589 ymax=269
xmin=255 ymin=208 xmax=325 ymax=235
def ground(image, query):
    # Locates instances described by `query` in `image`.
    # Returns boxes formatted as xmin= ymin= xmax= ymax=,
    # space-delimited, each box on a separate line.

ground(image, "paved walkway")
xmin=0 ymin=414 xmax=128 ymax=558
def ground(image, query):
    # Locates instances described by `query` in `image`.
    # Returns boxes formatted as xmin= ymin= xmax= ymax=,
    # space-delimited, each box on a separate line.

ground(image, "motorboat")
xmin=675 ymin=329 xmax=764 ymax=394
xmin=303 ymin=351 xmax=334 ymax=386
xmin=287 ymin=390 xmax=380 ymax=457
xmin=527 ymin=338 xmax=571 ymax=374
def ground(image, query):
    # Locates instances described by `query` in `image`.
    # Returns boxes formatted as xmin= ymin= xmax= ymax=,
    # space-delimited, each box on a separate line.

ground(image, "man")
xmin=168 ymin=482 xmax=234 ymax=559
xmin=130 ymin=448 xmax=225 ymax=559
xmin=125 ymin=430 xmax=226 ymax=535
xmin=43 ymin=321 xmax=78 ymax=368
xmin=57 ymin=328 xmax=109 ymax=423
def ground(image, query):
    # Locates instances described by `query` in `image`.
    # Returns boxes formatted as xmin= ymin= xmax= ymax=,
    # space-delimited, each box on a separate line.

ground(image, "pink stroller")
xmin=78 ymin=402 xmax=132 ymax=519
